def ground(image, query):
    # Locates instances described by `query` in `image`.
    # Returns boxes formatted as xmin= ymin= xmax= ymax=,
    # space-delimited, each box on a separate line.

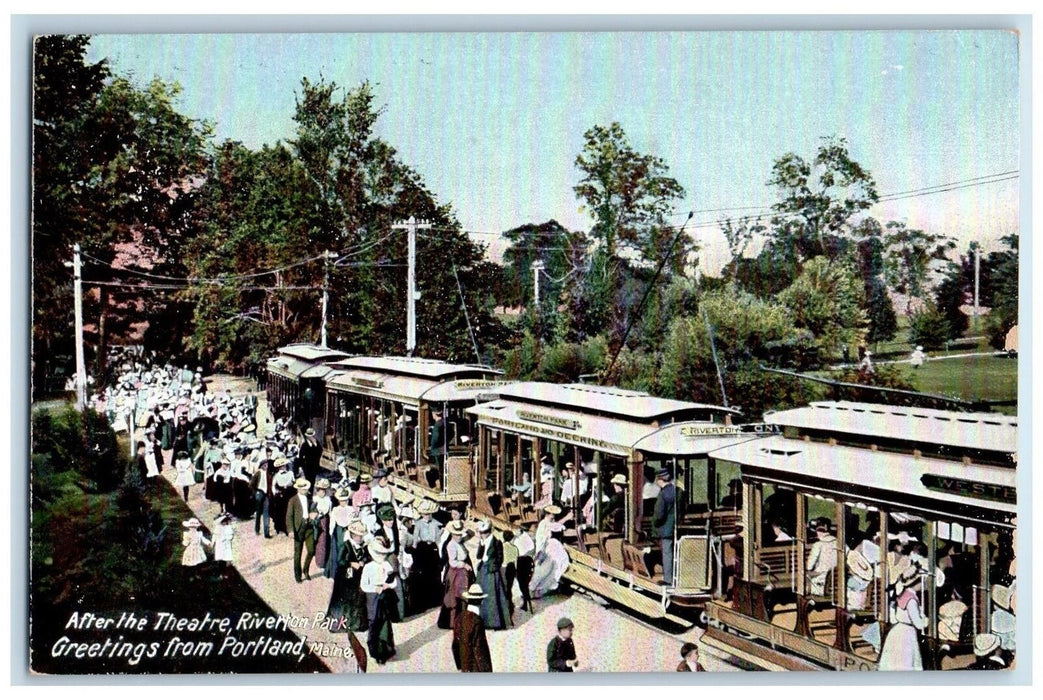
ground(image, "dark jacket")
xmin=286 ymin=494 xmax=314 ymax=541
xmin=653 ymin=483 xmax=677 ymax=539
xmin=547 ymin=635 xmax=576 ymax=672
xmin=452 ymin=608 xmax=493 ymax=672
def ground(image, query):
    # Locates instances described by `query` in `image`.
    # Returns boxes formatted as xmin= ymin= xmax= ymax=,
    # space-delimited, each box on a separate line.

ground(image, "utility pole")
xmin=392 ymin=217 xmax=432 ymax=355
xmin=72 ymin=243 xmax=87 ymax=410
xmin=973 ymin=242 xmax=981 ymax=334
xmin=320 ymin=250 xmax=334 ymax=347
xmin=531 ymin=259 xmax=544 ymax=310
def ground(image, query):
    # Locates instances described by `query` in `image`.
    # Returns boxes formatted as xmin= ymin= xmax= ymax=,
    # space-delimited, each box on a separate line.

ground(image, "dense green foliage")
xmin=32 ymin=38 xmax=1017 ymax=413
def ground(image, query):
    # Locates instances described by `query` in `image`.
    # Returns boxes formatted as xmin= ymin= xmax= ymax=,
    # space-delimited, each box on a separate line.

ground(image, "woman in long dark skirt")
xmin=327 ymin=521 xmax=370 ymax=632
xmin=325 ymin=488 xmax=353 ymax=580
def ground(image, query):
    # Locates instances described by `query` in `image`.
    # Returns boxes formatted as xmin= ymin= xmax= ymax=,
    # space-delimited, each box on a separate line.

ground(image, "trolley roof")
xmin=327 ymin=370 xmax=505 ymax=407
xmin=328 ymin=356 xmax=499 ymax=381
xmin=709 ymin=435 xmax=1016 ymax=525
xmin=267 ymin=356 xmax=317 ymax=381
xmin=468 ymin=395 xmax=742 ymax=457
xmin=765 ymin=401 xmax=1017 ymax=455
xmin=276 ymin=343 xmax=351 ymax=363
xmin=495 ymin=382 xmax=738 ymax=424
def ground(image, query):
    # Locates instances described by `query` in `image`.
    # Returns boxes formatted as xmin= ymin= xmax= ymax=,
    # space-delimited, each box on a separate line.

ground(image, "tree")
xmin=657 ymin=288 xmax=817 ymax=418
xmin=865 ymin=278 xmax=898 ymax=346
xmin=766 ymin=136 xmax=879 ymax=262
xmin=984 ymin=234 xmax=1019 ymax=349
xmin=778 ymin=256 xmax=868 ymax=361
xmin=32 ymin=36 xmax=213 ymax=392
xmin=881 ymin=220 xmax=956 ymax=303
xmin=32 ymin=35 xmax=111 ymax=395
xmin=934 ymin=264 xmax=969 ymax=341
xmin=908 ymin=302 xmax=951 ymax=350
xmin=573 ymin=122 xmax=686 ymax=264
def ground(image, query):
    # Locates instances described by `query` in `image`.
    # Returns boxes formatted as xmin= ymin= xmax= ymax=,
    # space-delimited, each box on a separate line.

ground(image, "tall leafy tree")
xmin=881 ymin=220 xmax=956 ymax=303
xmin=573 ymin=122 xmax=686 ymax=264
xmin=766 ymin=135 xmax=879 ymax=262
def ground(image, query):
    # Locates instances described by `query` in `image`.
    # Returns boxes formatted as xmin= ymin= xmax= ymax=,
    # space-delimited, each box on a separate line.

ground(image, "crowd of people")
xmin=98 ymin=356 xmax=598 ymax=673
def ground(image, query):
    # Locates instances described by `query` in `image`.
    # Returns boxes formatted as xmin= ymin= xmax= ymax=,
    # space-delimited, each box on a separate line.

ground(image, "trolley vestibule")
xmin=466 ymin=382 xmax=749 ymax=622
xmin=265 ymin=343 xmax=351 ymax=434
xmin=700 ymin=402 xmax=1017 ymax=672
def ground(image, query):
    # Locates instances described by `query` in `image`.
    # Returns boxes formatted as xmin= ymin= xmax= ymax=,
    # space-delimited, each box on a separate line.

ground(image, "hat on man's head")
xmin=557 ymin=617 xmax=574 ymax=630
xmin=359 ymin=474 xmax=373 ymax=484
xmin=294 ymin=478 xmax=311 ymax=491
xmin=543 ymin=504 xmax=562 ymax=515
xmin=304 ymin=428 xmax=316 ymax=437
xmin=274 ymin=457 xmax=290 ymax=468
xmin=610 ymin=473 xmax=627 ymax=487
xmin=656 ymin=468 xmax=673 ymax=480
xmin=376 ymin=503 xmax=397 ymax=522
xmin=374 ymin=469 xmax=389 ymax=479
xmin=416 ymin=500 xmax=439 ymax=516
xmin=462 ymin=584 xmax=487 ymax=601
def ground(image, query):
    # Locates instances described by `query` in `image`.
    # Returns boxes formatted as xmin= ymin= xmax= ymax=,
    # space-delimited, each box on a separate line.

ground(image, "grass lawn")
xmin=909 ymin=354 xmax=1019 ymax=414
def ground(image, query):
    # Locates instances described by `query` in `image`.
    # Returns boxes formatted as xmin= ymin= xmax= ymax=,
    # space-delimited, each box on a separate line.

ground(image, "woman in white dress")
xmin=530 ymin=505 xmax=570 ymax=598
xmin=143 ymin=432 xmax=160 ymax=479
xmin=174 ymin=450 xmax=195 ymax=501
xmin=213 ymin=512 xmax=235 ymax=565
xmin=878 ymin=566 xmax=927 ymax=670
xmin=181 ymin=518 xmax=211 ymax=567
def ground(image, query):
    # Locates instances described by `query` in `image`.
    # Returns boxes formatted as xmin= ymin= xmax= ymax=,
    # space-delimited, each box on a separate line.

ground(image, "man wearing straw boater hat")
xmin=361 ymin=538 xmax=397 ymax=665
xmin=286 ymin=477 xmax=317 ymax=583
xmin=452 ymin=584 xmax=493 ymax=672
xmin=474 ymin=519 xmax=512 ymax=630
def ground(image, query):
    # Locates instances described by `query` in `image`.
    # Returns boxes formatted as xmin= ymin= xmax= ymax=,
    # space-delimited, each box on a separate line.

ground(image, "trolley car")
xmin=265 ymin=343 xmax=351 ymax=434
xmin=466 ymin=382 xmax=752 ymax=624
xmin=700 ymin=401 xmax=1017 ymax=671
xmin=322 ymin=356 xmax=505 ymax=507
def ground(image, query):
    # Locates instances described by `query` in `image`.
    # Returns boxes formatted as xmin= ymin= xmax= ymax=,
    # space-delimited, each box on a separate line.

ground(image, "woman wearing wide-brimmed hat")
xmin=180 ymin=518 xmax=211 ymax=567
xmin=312 ymin=477 xmax=334 ymax=570
xmin=324 ymin=486 xmax=355 ymax=580
xmin=411 ymin=500 xmax=444 ymax=612
xmin=361 ymin=538 xmax=398 ymax=665
xmin=878 ymin=565 xmax=928 ymax=670
xmin=452 ymin=584 xmax=493 ymax=673
xmin=328 ymin=520 xmax=371 ymax=634
xmin=530 ymin=505 xmax=569 ymax=599
xmin=437 ymin=520 xmax=474 ymax=629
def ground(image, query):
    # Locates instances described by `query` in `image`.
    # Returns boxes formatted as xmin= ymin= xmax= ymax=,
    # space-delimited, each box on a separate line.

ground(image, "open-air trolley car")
xmin=699 ymin=401 xmax=1017 ymax=671
xmin=322 ymin=356 xmax=505 ymax=507
xmin=466 ymin=382 xmax=752 ymax=625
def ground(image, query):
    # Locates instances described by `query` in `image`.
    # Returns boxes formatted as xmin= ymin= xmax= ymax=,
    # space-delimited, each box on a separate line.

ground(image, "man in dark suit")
xmin=286 ymin=478 xmax=316 ymax=582
xmin=452 ymin=584 xmax=493 ymax=672
xmin=298 ymin=428 xmax=323 ymax=485
xmin=249 ymin=451 xmax=274 ymax=538
xmin=652 ymin=468 xmax=677 ymax=585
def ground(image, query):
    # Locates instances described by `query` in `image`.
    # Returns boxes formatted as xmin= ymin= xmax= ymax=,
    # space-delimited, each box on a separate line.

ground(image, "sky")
xmin=87 ymin=30 xmax=1021 ymax=271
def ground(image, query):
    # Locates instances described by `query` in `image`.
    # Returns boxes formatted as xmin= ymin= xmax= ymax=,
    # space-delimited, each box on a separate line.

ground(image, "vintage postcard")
xmin=29 ymin=28 xmax=1021 ymax=675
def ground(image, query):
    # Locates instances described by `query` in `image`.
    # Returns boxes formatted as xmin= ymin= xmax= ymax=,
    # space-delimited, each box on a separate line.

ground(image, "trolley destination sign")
xmin=920 ymin=473 xmax=1017 ymax=505
xmin=679 ymin=423 xmax=782 ymax=437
